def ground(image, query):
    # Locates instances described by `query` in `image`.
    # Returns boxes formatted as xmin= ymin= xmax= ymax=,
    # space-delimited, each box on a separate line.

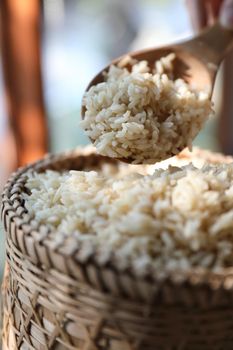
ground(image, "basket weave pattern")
xmin=2 ymin=150 xmax=233 ymax=350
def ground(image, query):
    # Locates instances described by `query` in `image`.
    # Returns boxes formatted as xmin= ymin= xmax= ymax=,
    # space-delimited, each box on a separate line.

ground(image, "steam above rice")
xmin=23 ymin=159 xmax=233 ymax=277
xmin=81 ymin=54 xmax=213 ymax=164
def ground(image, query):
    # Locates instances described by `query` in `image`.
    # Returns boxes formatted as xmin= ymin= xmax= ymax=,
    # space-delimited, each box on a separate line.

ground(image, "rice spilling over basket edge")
xmin=23 ymin=160 xmax=233 ymax=277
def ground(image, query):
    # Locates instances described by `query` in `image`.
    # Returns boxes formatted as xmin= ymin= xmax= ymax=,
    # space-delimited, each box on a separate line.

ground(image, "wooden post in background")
xmin=0 ymin=0 xmax=48 ymax=168
xmin=185 ymin=0 xmax=233 ymax=156
xmin=218 ymin=51 xmax=233 ymax=155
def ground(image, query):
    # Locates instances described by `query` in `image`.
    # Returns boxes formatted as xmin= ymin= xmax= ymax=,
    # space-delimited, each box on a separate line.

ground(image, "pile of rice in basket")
xmin=81 ymin=54 xmax=213 ymax=164
xmin=23 ymin=149 xmax=233 ymax=278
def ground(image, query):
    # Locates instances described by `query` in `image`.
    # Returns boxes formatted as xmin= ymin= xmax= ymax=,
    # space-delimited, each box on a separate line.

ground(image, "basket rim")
xmin=2 ymin=147 xmax=233 ymax=294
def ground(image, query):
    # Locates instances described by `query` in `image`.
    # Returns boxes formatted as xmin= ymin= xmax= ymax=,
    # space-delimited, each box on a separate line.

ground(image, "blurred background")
xmin=0 ymin=0 xmax=233 ymax=279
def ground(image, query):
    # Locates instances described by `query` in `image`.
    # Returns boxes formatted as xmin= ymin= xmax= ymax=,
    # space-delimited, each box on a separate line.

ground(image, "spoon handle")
xmin=179 ymin=22 xmax=233 ymax=67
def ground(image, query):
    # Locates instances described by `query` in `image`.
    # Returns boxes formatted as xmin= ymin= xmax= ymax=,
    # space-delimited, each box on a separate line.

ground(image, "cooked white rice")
xmin=23 ymin=158 xmax=233 ymax=276
xmin=81 ymin=54 xmax=213 ymax=164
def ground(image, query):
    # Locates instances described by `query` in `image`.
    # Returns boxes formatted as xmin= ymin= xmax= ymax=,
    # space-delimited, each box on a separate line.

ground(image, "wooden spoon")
xmin=82 ymin=22 xmax=233 ymax=109
xmin=81 ymin=22 xmax=233 ymax=162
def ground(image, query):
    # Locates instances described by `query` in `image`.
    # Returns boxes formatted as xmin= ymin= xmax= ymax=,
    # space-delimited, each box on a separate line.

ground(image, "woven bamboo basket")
xmin=2 ymin=148 xmax=233 ymax=350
